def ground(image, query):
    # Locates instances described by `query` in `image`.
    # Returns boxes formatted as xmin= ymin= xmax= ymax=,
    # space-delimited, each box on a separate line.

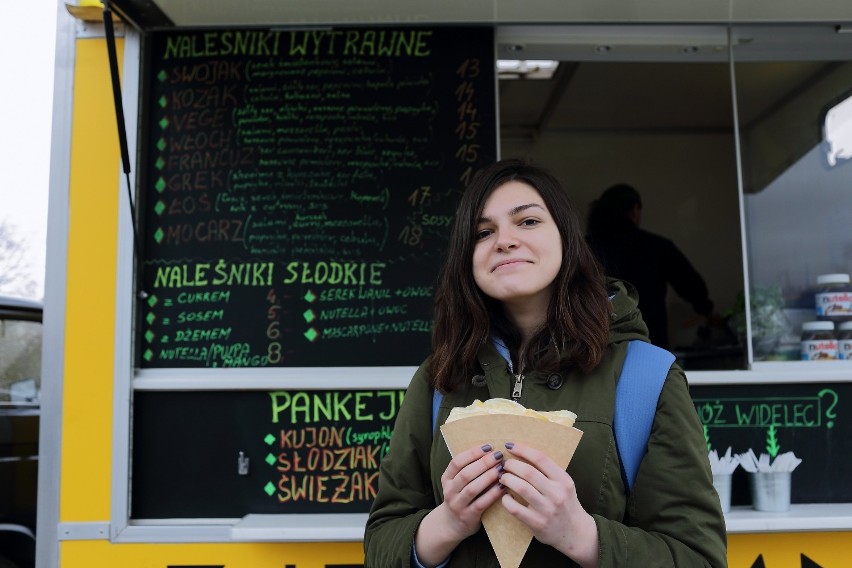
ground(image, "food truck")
xmin=38 ymin=0 xmax=852 ymax=566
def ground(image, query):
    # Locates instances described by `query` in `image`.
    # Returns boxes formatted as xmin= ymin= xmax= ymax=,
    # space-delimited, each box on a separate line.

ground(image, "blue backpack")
xmin=431 ymin=339 xmax=675 ymax=494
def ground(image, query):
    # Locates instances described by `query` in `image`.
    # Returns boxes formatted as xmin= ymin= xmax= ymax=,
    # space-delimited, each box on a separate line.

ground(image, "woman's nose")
xmin=495 ymin=231 xmax=518 ymax=251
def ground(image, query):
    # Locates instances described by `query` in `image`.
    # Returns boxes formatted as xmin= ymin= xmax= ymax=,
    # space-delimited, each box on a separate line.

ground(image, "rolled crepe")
xmin=446 ymin=397 xmax=577 ymax=428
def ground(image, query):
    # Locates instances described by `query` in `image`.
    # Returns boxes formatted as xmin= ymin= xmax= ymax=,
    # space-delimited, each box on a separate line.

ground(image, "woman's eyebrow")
xmin=509 ymin=203 xmax=545 ymax=216
xmin=477 ymin=203 xmax=545 ymax=224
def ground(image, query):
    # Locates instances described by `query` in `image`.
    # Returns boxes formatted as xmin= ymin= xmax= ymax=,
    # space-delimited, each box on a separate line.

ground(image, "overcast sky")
xmin=0 ymin=0 xmax=57 ymax=300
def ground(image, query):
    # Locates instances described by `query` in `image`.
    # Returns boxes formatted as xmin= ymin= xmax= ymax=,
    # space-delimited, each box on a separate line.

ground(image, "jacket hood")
xmin=607 ymin=278 xmax=650 ymax=345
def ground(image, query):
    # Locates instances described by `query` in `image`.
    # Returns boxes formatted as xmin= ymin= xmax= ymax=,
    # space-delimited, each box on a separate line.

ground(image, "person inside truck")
xmin=585 ymin=183 xmax=715 ymax=350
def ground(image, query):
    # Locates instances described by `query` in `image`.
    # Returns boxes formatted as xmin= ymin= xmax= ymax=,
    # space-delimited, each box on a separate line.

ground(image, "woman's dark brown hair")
xmin=430 ymin=159 xmax=611 ymax=392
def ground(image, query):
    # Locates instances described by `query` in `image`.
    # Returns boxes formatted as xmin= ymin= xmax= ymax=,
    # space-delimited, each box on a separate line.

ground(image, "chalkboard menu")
xmin=692 ymin=381 xmax=851 ymax=505
xmin=131 ymin=389 xmax=404 ymax=517
xmin=138 ymin=27 xmax=497 ymax=368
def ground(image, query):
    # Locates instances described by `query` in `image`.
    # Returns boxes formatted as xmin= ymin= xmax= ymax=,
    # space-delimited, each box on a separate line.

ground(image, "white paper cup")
xmin=749 ymin=472 xmax=792 ymax=512
xmin=712 ymin=473 xmax=732 ymax=513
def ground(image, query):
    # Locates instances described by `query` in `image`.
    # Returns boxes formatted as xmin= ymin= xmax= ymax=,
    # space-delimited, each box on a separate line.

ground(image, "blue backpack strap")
xmin=614 ymin=340 xmax=676 ymax=494
xmin=432 ymin=389 xmax=443 ymax=434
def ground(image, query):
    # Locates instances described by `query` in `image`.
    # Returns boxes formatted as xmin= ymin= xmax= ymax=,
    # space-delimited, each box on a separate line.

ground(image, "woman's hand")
xmin=499 ymin=442 xmax=599 ymax=568
xmin=414 ymin=444 xmax=505 ymax=566
xmin=439 ymin=443 xmax=506 ymax=537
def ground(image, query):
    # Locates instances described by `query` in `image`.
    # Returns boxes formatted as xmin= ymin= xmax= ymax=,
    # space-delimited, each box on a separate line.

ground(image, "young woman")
xmin=364 ymin=160 xmax=727 ymax=567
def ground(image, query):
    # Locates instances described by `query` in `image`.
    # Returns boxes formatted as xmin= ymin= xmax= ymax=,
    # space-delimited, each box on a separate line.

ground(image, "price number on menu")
xmin=266 ymin=288 xmax=283 ymax=364
xmin=455 ymin=58 xmax=482 ymax=187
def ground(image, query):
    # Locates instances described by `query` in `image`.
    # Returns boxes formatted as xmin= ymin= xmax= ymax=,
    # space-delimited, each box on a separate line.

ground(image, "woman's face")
xmin=472 ymin=181 xmax=563 ymax=311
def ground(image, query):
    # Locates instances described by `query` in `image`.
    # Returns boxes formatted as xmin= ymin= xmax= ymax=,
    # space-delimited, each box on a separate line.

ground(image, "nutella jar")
xmin=815 ymin=273 xmax=852 ymax=323
xmin=801 ymin=321 xmax=838 ymax=361
xmin=839 ymin=321 xmax=852 ymax=361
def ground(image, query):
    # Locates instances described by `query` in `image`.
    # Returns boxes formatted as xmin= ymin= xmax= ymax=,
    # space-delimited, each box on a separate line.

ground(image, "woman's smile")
xmin=492 ymin=258 xmax=531 ymax=272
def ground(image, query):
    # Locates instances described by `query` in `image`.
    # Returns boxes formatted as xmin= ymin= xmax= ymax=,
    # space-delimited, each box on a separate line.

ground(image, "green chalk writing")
xmin=694 ymin=390 xmax=840 ymax=429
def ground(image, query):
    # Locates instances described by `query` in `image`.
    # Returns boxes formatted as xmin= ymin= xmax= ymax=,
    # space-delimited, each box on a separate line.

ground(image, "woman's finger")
xmin=453 ymin=451 xmax=505 ymax=499
xmin=502 ymin=442 xmax=565 ymax=479
xmin=443 ymin=443 xmax=494 ymax=479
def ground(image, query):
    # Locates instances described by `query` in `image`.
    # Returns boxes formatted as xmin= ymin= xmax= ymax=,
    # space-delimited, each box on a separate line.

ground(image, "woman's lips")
xmin=492 ymin=259 xmax=530 ymax=272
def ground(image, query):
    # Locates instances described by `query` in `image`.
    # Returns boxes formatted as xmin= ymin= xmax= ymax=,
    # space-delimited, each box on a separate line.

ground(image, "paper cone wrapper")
xmin=440 ymin=414 xmax=583 ymax=568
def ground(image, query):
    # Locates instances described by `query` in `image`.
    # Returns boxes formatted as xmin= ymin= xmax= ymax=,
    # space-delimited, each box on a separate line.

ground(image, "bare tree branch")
xmin=0 ymin=219 xmax=38 ymax=297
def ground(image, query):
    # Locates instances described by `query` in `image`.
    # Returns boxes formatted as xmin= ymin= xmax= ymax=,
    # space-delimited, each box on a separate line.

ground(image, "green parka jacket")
xmin=364 ymin=281 xmax=727 ymax=567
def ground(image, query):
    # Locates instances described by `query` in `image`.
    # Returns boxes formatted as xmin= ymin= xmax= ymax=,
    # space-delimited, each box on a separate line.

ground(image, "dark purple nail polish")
xmin=493 ymin=451 xmax=503 ymax=461
xmin=504 ymin=442 xmax=515 ymax=450
xmin=481 ymin=444 xmax=492 ymax=452
xmin=497 ymin=463 xmax=504 ymax=472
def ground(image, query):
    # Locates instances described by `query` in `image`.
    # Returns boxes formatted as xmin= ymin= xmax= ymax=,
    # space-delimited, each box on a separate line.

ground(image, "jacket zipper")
xmin=502 ymin=342 xmax=524 ymax=402
xmin=512 ymin=373 xmax=524 ymax=401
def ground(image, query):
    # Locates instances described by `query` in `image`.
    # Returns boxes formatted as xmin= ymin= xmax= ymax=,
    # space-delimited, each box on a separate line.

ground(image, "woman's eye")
xmin=520 ymin=218 xmax=540 ymax=227
xmin=476 ymin=228 xmax=492 ymax=240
